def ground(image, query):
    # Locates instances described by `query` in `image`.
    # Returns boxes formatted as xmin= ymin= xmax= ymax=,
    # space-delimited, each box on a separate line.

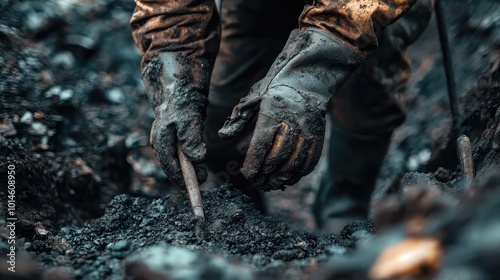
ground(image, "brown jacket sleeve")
xmin=130 ymin=0 xmax=220 ymax=69
xmin=299 ymin=0 xmax=418 ymax=59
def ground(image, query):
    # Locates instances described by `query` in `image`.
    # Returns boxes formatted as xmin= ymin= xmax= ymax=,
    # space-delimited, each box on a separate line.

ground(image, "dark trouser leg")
xmin=314 ymin=0 xmax=434 ymax=232
xmin=204 ymin=0 xmax=303 ymax=210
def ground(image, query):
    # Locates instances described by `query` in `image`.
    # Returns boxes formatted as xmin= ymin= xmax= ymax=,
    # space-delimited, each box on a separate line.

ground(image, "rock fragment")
xmin=105 ymin=87 xmax=125 ymax=104
xmin=107 ymin=240 xmax=130 ymax=252
xmin=35 ymin=223 xmax=50 ymax=238
xmin=125 ymin=245 xmax=254 ymax=280
xmin=29 ymin=122 xmax=48 ymax=136
xmin=20 ymin=111 xmax=33 ymax=125
xmin=0 ymin=118 xmax=17 ymax=137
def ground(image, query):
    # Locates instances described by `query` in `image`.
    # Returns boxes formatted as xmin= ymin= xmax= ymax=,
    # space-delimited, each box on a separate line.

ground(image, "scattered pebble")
xmin=59 ymin=89 xmax=74 ymax=101
xmin=20 ymin=111 xmax=34 ymax=125
xmin=107 ymin=240 xmax=130 ymax=251
xmin=51 ymin=51 xmax=76 ymax=68
xmin=326 ymin=245 xmax=348 ymax=256
xmin=29 ymin=122 xmax=48 ymax=136
xmin=0 ymin=118 xmax=17 ymax=137
xmin=105 ymin=87 xmax=126 ymax=104
xmin=35 ymin=223 xmax=50 ymax=237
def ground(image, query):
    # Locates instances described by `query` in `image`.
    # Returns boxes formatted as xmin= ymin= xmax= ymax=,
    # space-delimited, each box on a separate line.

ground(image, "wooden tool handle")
xmin=176 ymin=142 xmax=205 ymax=220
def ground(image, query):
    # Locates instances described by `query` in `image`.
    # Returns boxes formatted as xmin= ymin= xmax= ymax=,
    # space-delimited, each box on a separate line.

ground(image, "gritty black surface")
xmin=0 ymin=0 xmax=499 ymax=279
xmin=24 ymin=185 xmax=367 ymax=279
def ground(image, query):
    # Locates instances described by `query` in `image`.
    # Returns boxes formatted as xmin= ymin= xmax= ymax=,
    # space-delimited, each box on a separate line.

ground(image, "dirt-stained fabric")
xmin=129 ymin=0 xmax=422 ymax=189
xmin=330 ymin=0 xmax=434 ymax=134
xmin=299 ymin=0 xmax=418 ymax=58
xmin=131 ymin=0 xmax=418 ymax=69
xmin=130 ymin=0 xmax=221 ymax=69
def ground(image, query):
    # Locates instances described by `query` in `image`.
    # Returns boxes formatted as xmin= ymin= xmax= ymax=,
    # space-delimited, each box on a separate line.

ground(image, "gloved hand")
xmin=143 ymin=52 xmax=211 ymax=186
xmin=219 ymin=28 xmax=362 ymax=191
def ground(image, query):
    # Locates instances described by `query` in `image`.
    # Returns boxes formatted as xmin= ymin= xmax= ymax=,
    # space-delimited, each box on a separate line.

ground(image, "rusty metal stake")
xmin=457 ymin=135 xmax=475 ymax=189
xmin=436 ymin=2 xmax=476 ymax=190
xmin=176 ymin=142 xmax=205 ymax=221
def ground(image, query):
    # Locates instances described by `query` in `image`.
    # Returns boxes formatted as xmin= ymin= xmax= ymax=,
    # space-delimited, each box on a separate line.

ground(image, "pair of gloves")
xmin=131 ymin=0 xmax=420 ymax=193
xmin=144 ymin=27 xmax=361 ymax=191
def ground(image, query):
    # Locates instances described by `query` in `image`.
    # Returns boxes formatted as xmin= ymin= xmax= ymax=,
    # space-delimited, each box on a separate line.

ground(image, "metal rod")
xmin=457 ymin=135 xmax=475 ymax=189
xmin=176 ymin=142 xmax=205 ymax=220
xmin=436 ymin=1 xmax=475 ymax=187
xmin=435 ymin=0 xmax=462 ymax=138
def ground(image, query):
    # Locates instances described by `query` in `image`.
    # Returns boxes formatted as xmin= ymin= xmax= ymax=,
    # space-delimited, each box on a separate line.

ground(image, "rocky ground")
xmin=0 ymin=0 xmax=499 ymax=279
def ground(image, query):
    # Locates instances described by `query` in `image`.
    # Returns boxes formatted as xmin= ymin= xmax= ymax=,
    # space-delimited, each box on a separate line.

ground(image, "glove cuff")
xmin=142 ymin=52 xmax=211 ymax=120
xmin=253 ymin=27 xmax=363 ymax=102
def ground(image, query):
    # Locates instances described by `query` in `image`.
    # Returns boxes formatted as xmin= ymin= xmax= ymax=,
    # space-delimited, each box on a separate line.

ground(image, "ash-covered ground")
xmin=0 ymin=0 xmax=499 ymax=279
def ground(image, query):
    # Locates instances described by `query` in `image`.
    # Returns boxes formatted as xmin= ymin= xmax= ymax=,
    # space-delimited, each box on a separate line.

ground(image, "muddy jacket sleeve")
xmin=299 ymin=0 xmax=418 ymax=59
xmin=130 ymin=0 xmax=220 ymax=69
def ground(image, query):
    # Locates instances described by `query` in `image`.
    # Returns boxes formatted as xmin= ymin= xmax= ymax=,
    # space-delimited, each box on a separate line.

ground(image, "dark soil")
xmin=22 ymin=186 xmax=373 ymax=279
xmin=0 ymin=0 xmax=499 ymax=279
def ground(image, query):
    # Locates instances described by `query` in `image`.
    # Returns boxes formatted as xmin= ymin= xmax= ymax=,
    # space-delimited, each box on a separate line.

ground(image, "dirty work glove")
xmin=143 ymin=52 xmax=210 ymax=186
xmin=218 ymin=28 xmax=362 ymax=191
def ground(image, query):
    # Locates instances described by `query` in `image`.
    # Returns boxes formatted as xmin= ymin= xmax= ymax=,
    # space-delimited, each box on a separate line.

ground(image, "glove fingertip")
xmin=219 ymin=96 xmax=261 ymax=139
xmin=267 ymin=176 xmax=286 ymax=191
xmin=218 ymin=118 xmax=245 ymax=139
xmin=181 ymin=142 xmax=207 ymax=163
xmin=194 ymin=164 xmax=208 ymax=184
xmin=158 ymin=158 xmax=184 ymax=187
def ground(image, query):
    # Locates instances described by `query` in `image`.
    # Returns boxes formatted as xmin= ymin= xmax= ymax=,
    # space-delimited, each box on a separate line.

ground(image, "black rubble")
xmin=0 ymin=0 xmax=499 ymax=279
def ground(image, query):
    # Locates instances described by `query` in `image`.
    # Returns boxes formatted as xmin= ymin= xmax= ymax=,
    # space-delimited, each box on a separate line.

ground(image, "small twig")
xmin=176 ymin=142 xmax=205 ymax=220
xmin=457 ymin=135 xmax=475 ymax=189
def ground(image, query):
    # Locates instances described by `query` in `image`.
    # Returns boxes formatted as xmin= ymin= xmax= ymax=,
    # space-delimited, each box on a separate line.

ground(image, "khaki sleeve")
xmin=130 ymin=0 xmax=221 ymax=68
xmin=299 ymin=0 xmax=418 ymax=59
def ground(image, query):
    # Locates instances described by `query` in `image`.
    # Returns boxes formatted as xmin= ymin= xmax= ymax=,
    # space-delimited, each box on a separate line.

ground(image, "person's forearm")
xmin=299 ymin=0 xmax=417 ymax=59
xmin=130 ymin=0 xmax=221 ymax=69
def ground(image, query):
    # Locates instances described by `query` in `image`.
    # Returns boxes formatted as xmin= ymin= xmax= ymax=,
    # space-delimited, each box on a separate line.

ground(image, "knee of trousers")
xmin=329 ymin=0 xmax=433 ymax=135
xmin=209 ymin=0 xmax=302 ymax=108
xmin=330 ymin=59 xmax=409 ymax=135
xmin=330 ymin=32 xmax=415 ymax=134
